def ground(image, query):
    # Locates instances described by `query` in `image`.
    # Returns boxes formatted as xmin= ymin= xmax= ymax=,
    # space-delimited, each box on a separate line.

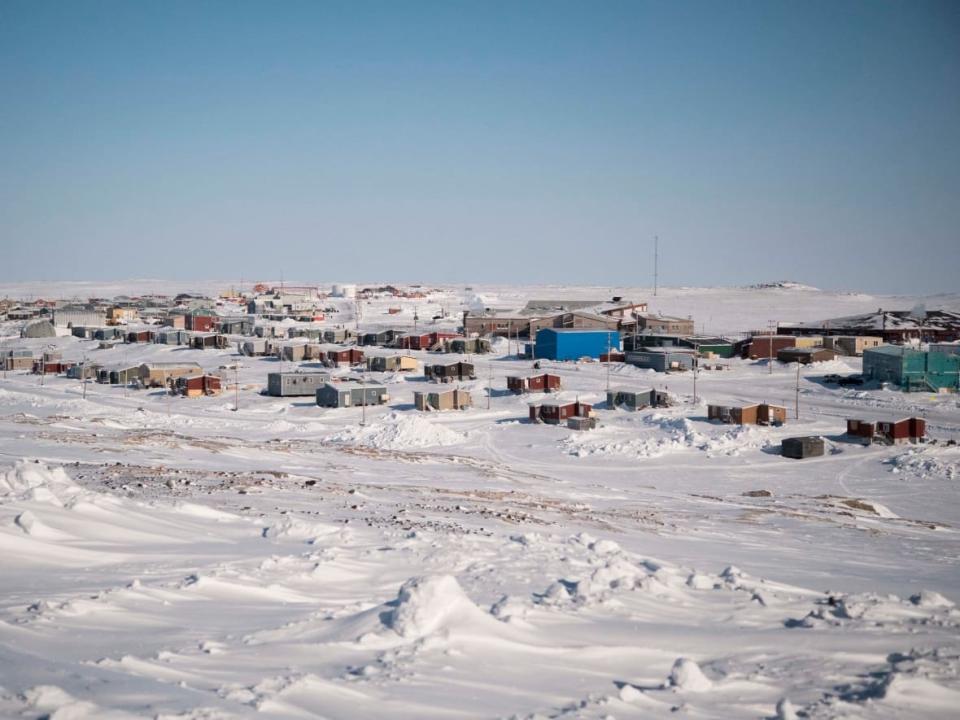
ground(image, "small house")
xmin=288 ymin=327 xmax=324 ymax=340
xmin=708 ymin=403 xmax=787 ymax=425
xmin=529 ymin=399 xmax=593 ymax=425
xmin=184 ymin=310 xmax=217 ymax=332
xmin=281 ymin=344 xmax=308 ymax=362
xmin=218 ymin=317 xmax=254 ymax=335
xmin=414 ymin=388 xmax=472 ymax=411
xmin=126 ymin=329 xmax=157 ymax=344
xmin=316 ymin=381 xmax=389 ymax=408
xmin=66 ymin=363 xmax=102 ymax=380
xmin=93 ymin=327 xmax=125 ymax=341
xmin=239 ymin=338 xmax=269 ymax=356
xmin=176 ymin=373 xmax=222 ymax=398
xmin=781 ymin=436 xmax=825 ymax=459
xmin=155 ymin=329 xmax=191 ymax=345
xmin=327 ymin=347 xmax=365 ymax=367
xmin=367 ymin=355 xmax=418 ymax=372
xmin=138 ymin=362 xmax=203 ymax=388
xmin=446 ymin=337 xmax=491 ymax=354
xmin=359 ymin=329 xmax=402 ymax=347
xmin=323 ymin=328 xmax=354 ymax=344
xmin=506 ymin=373 xmax=562 ymax=394
xmin=846 ymin=417 xmax=925 ymax=445
xmin=2 ymin=349 xmax=34 ymax=371
xmin=606 ymin=388 xmax=670 ymax=410
xmin=424 ymin=361 xmax=476 ymax=382
xmin=266 ymin=371 xmax=330 ymax=397
xmin=191 ymin=333 xmax=229 ymax=350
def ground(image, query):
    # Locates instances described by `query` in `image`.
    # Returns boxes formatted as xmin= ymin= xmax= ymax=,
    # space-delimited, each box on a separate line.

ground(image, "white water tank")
xmin=332 ymin=284 xmax=356 ymax=299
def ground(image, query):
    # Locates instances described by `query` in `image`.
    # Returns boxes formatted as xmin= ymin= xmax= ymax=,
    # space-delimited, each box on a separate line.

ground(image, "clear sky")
xmin=1 ymin=0 xmax=957 ymax=294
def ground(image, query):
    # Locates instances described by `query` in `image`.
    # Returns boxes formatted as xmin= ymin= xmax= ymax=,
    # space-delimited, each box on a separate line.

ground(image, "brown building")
xmin=529 ymin=399 xmax=593 ymax=425
xmin=846 ymin=417 xmax=925 ymax=445
xmin=708 ymin=403 xmax=787 ymax=425
xmin=176 ymin=374 xmax=222 ymax=397
xmin=414 ymin=388 xmax=472 ymax=411
xmin=327 ymin=347 xmax=365 ymax=366
xmin=507 ymin=373 xmax=562 ymax=394
xmin=776 ymin=347 xmax=841 ymax=364
xmin=741 ymin=335 xmax=797 ymax=359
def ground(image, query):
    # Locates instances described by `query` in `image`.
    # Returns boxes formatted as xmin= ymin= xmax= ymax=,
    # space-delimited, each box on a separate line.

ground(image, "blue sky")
xmin=1 ymin=0 xmax=957 ymax=293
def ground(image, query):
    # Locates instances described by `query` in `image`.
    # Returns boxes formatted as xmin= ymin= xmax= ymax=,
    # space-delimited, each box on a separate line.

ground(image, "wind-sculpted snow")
xmin=1 ymin=284 xmax=959 ymax=718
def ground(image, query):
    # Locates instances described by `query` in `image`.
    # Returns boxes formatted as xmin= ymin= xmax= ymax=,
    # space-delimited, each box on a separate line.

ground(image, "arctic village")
xmin=0 ymin=279 xmax=958 ymax=720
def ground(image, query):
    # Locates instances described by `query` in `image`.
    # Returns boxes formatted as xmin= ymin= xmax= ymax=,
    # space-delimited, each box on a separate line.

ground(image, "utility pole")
xmin=654 ymin=235 xmax=659 ymax=297
xmin=234 ymin=361 xmax=241 ymax=412
xmin=605 ymin=332 xmax=611 ymax=392
xmin=768 ymin=320 xmax=775 ymax=374
xmin=692 ymin=342 xmax=700 ymax=403
xmin=487 ymin=362 xmax=492 ymax=410
xmin=795 ymin=360 xmax=801 ymax=419
xmin=360 ymin=372 xmax=367 ymax=426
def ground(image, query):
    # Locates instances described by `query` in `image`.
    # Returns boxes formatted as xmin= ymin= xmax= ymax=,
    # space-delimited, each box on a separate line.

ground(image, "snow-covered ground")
xmin=1 ymin=283 xmax=959 ymax=719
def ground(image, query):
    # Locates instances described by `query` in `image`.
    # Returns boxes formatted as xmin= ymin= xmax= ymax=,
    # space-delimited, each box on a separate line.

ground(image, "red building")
xmin=326 ymin=348 xmax=365 ymax=366
xmin=185 ymin=313 xmax=217 ymax=332
xmin=176 ymin=374 xmax=222 ymax=397
xmin=507 ymin=373 xmax=562 ymax=394
xmin=529 ymin=399 xmax=593 ymax=425
xmin=846 ymin=417 xmax=926 ymax=445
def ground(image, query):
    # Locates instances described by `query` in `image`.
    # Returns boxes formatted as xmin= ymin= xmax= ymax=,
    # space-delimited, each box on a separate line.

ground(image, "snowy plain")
xmin=0 ymin=282 xmax=959 ymax=719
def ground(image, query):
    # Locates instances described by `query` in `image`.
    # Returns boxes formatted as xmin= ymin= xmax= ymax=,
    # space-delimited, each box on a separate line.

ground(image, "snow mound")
xmin=262 ymin=514 xmax=340 ymax=542
xmin=910 ymin=590 xmax=955 ymax=609
xmin=326 ymin=411 xmax=466 ymax=450
xmin=0 ymin=461 xmax=81 ymax=506
xmin=383 ymin=575 xmax=493 ymax=639
xmin=668 ymin=657 xmax=713 ymax=692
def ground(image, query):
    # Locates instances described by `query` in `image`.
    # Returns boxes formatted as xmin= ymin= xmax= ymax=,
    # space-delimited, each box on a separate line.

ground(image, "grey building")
xmin=156 ymin=329 xmax=191 ymax=345
xmin=266 ymin=371 xmax=331 ymax=397
xmin=625 ymin=348 xmax=695 ymax=372
xmin=606 ymin=388 xmax=671 ymax=410
xmin=316 ymin=381 xmax=389 ymax=408
xmin=781 ymin=436 xmax=825 ymax=459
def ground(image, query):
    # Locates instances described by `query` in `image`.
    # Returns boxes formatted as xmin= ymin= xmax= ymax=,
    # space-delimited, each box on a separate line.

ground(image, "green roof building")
xmin=863 ymin=345 xmax=960 ymax=392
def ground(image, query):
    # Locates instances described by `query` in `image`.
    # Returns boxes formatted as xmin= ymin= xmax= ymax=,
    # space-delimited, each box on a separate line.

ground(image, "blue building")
xmin=534 ymin=328 xmax=621 ymax=361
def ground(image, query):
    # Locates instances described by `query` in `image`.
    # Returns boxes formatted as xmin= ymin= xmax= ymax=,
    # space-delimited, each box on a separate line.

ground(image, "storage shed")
xmin=781 ymin=436 xmax=825 ymax=459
